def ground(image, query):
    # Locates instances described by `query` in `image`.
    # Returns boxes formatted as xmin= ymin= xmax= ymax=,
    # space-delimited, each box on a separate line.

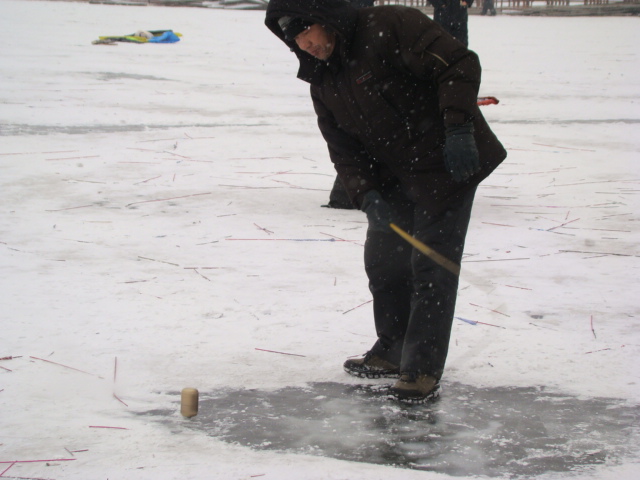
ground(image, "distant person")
xmin=481 ymin=0 xmax=497 ymax=16
xmin=429 ymin=0 xmax=473 ymax=47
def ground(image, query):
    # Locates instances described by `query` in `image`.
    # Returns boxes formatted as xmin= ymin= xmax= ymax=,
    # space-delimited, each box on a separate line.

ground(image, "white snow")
xmin=0 ymin=0 xmax=638 ymax=479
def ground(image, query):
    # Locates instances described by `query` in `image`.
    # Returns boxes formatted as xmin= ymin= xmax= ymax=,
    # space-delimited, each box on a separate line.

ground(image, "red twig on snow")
xmin=126 ymin=192 xmax=212 ymax=208
xmin=342 ymin=299 xmax=373 ymax=315
xmin=113 ymin=393 xmax=128 ymax=407
xmin=502 ymin=284 xmax=533 ymax=291
xmin=585 ymin=348 xmax=611 ymax=354
xmin=134 ymin=175 xmax=162 ymax=185
xmin=255 ymin=348 xmax=305 ymax=358
xmin=113 ymin=357 xmax=128 ymax=406
xmin=455 ymin=316 xmax=506 ymax=329
xmin=532 ymin=142 xmax=596 ymax=152
xmin=320 ymin=232 xmax=364 ymax=246
xmin=469 ymin=303 xmax=511 ymax=317
xmin=192 ymin=269 xmax=211 ymax=281
xmin=29 ymin=356 xmax=104 ymax=379
xmin=88 ymin=426 xmax=129 ymax=430
xmin=547 ymin=218 xmax=580 ymax=232
xmin=481 ymin=222 xmax=515 ymax=228
xmin=45 ymin=204 xmax=94 ymax=212
xmin=0 ymin=461 xmax=16 ymax=476
xmin=45 ymin=155 xmax=100 ymax=161
xmin=0 ymin=150 xmax=78 ymax=156
xmin=0 ymin=458 xmax=76 ymax=464
xmin=254 ymin=223 xmax=274 ymax=235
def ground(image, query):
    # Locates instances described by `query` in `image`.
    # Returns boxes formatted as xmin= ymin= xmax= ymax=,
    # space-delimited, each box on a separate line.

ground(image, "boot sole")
xmin=390 ymin=385 xmax=441 ymax=405
xmin=343 ymin=366 xmax=400 ymax=379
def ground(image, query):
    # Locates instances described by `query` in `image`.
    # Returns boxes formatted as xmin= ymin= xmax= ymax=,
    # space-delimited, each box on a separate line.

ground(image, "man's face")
xmin=294 ymin=24 xmax=336 ymax=61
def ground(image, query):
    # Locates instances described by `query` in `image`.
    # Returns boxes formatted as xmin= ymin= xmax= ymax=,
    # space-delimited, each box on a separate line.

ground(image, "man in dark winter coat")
xmin=429 ymin=0 xmax=474 ymax=46
xmin=265 ymin=0 xmax=506 ymax=403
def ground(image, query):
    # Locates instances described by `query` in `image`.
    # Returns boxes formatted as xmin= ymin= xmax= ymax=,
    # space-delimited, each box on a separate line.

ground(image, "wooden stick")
xmin=390 ymin=223 xmax=460 ymax=276
xmin=590 ymin=315 xmax=597 ymax=339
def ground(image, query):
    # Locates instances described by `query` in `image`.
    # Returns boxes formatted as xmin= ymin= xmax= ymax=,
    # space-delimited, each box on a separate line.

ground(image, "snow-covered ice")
xmin=0 ymin=1 xmax=638 ymax=479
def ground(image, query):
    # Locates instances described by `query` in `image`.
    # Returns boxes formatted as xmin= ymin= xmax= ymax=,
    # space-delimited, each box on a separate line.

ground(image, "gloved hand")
xmin=361 ymin=190 xmax=393 ymax=233
xmin=444 ymin=123 xmax=480 ymax=182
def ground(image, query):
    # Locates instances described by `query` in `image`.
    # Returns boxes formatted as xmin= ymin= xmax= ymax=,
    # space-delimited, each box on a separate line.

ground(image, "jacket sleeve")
xmin=311 ymin=86 xmax=380 ymax=208
xmin=377 ymin=8 xmax=481 ymax=127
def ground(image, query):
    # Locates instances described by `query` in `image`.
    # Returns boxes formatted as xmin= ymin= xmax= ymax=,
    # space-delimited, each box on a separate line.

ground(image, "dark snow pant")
xmin=365 ymin=186 xmax=477 ymax=380
xmin=433 ymin=10 xmax=470 ymax=47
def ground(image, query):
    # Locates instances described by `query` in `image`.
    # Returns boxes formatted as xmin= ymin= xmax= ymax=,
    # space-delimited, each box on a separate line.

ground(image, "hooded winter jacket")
xmin=265 ymin=0 xmax=506 ymax=214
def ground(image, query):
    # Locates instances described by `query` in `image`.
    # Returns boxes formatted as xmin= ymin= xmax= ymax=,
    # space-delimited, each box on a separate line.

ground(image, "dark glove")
xmin=444 ymin=123 xmax=480 ymax=182
xmin=361 ymin=190 xmax=393 ymax=233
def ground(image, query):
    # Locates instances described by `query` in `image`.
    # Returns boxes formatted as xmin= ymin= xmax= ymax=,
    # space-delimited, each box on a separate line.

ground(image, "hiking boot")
xmin=390 ymin=373 xmax=440 ymax=404
xmin=343 ymin=353 xmax=400 ymax=379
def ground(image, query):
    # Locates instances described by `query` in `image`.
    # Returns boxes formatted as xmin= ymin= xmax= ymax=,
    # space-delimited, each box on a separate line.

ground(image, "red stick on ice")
xmin=89 ymin=426 xmax=129 ymax=430
xmin=29 ymin=356 xmax=104 ymax=379
xmin=255 ymin=348 xmax=305 ymax=358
